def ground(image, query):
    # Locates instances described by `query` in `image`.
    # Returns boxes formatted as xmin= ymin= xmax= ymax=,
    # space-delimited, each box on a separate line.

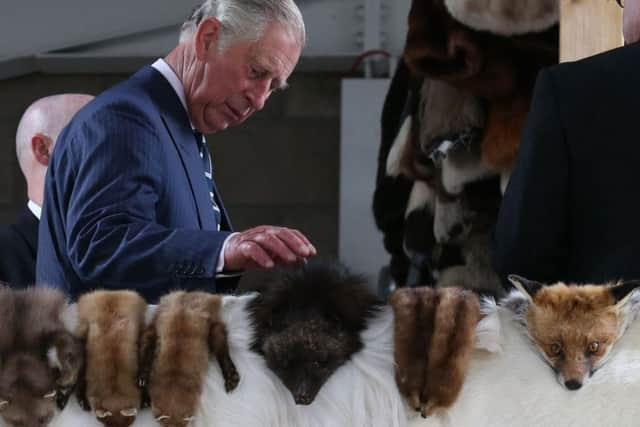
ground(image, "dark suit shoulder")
xmin=543 ymin=43 xmax=640 ymax=96
xmin=0 ymin=224 xmax=36 ymax=287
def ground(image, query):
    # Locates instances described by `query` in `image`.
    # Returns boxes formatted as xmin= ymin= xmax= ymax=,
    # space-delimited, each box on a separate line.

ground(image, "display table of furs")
xmin=1 ymin=261 xmax=640 ymax=427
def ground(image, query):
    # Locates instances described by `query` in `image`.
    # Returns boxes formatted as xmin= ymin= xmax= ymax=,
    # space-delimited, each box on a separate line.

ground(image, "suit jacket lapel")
xmin=142 ymin=66 xmax=232 ymax=232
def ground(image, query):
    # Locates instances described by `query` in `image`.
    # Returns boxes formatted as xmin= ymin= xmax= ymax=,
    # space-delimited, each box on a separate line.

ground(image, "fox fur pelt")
xmin=46 ymin=292 xmax=640 ymax=427
xmin=408 ymin=298 xmax=640 ymax=427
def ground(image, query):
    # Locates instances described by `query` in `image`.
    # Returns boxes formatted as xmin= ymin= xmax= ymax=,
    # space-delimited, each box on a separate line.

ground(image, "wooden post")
xmin=560 ymin=0 xmax=623 ymax=62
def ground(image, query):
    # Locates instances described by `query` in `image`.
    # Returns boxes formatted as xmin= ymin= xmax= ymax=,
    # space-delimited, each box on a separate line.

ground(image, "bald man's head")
xmin=15 ymin=93 xmax=93 ymax=205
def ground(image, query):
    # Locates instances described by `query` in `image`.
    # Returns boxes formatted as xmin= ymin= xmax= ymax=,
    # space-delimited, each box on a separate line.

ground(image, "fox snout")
xmin=564 ymin=379 xmax=582 ymax=390
xmin=557 ymin=362 xmax=590 ymax=391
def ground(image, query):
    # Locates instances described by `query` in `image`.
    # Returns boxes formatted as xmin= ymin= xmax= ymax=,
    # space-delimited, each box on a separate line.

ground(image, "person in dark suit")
xmin=492 ymin=0 xmax=637 ymax=287
xmin=0 ymin=94 xmax=93 ymax=288
xmin=37 ymin=0 xmax=316 ymax=302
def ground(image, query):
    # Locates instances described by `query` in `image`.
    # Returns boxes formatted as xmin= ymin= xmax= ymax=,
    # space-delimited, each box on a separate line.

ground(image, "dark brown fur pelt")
xmin=0 ymin=286 xmax=83 ymax=425
xmin=0 ymin=352 xmax=58 ymax=427
xmin=249 ymin=260 xmax=382 ymax=405
xmin=140 ymin=291 xmax=239 ymax=427
xmin=390 ymin=287 xmax=437 ymax=410
xmin=76 ymin=290 xmax=147 ymax=427
xmin=390 ymin=286 xmax=481 ymax=417
xmin=422 ymin=287 xmax=481 ymax=416
xmin=404 ymin=0 xmax=558 ymax=100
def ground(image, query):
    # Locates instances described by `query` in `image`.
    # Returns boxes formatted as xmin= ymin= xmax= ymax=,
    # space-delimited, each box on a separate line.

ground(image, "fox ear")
xmin=508 ymin=274 xmax=544 ymax=302
xmin=611 ymin=280 xmax=640 ymax=308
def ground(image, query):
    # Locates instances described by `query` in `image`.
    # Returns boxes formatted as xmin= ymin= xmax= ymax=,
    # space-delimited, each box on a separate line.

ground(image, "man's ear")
xmin=195 ymin=17 xmax=222 ymax=60
xmin=31 ymin=133 xmax=53 ymax=167
xmin=507 ymin=274 xmax=544 ymax=302
xmin=611 ymin=280 xmax=640 ymax=308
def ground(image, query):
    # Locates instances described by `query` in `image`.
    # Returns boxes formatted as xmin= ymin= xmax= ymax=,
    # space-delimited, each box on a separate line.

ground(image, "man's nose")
xmin=247 ymin=80 xmax=272 ymax=111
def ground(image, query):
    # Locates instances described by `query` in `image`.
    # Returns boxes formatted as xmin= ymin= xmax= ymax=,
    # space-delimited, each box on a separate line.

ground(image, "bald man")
xmin=0 ymin=94 xmax=93 ymax=287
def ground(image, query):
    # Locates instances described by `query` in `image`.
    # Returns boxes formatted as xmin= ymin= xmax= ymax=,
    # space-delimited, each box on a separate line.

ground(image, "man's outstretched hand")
xmin=223 ymin=226 xmax=317 ymax=271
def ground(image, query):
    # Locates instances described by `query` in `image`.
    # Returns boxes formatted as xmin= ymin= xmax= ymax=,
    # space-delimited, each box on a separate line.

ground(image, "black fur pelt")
xmin=247 ymin=260 xmax=383 ymax=405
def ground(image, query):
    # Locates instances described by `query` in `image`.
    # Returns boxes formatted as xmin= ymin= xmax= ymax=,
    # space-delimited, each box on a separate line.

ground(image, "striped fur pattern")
xmin=391 ymin=286 xmax=482 ymax=417
xmin=139 ymin=291 xmax=238 ymax=427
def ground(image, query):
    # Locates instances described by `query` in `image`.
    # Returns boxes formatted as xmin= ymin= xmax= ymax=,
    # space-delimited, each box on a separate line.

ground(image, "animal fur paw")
xmin=224 ymin=368 xmax=240 ymax=392
xmin=77 ymin=394 xmax=91 ymax=412
xmin=56 ymin=388 xmax=71 ymax=410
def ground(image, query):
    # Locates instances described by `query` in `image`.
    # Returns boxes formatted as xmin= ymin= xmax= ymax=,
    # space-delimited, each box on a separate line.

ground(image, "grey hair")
xmin=179 ymin=0 xmax=305 ymax=51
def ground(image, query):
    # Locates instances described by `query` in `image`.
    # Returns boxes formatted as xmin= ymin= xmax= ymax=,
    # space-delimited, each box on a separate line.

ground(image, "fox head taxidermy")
xmin=505 ymin=275 xmax=640 ymax=391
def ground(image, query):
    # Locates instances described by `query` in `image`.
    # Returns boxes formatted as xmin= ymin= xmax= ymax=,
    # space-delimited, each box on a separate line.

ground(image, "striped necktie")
xmin=194 ymin=131 xmax=221 ymax=230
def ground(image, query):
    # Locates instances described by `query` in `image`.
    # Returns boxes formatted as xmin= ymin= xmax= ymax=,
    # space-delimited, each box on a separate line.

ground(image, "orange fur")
xmin=76 ymin=290 xmax=147 ymax=427
xmin=481 ymin=95 xmax=529 ymax=172
xmin=522 ymin=282 xmax=633 ymax=390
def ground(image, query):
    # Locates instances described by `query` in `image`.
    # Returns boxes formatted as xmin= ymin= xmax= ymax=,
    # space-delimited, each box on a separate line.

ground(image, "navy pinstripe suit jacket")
xmin=37 ymin=66 xmax=235 ymax=302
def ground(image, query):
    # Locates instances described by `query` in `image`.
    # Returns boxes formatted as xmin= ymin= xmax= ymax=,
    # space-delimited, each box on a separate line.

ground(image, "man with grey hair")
xmin=37 ymin=0 xmax=316 ymax=302
xmin=0 ymin=94 xmax=93 ymax=287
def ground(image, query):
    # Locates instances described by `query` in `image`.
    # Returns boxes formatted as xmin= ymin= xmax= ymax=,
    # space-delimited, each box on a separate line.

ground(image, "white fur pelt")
xmin=444 ymin=0 xmax=559 ymax=36
xmin=409 ymin=304 xmax=640 ymax=427
xmin=47 ymin=294 xmax=407 ymax=427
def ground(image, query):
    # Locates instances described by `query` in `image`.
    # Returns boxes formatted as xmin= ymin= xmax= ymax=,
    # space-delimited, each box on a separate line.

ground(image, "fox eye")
xmin=588 ymin=341 xmax=600 ymax=353
xmin=549 ymin=342 xmax=562 ymax=356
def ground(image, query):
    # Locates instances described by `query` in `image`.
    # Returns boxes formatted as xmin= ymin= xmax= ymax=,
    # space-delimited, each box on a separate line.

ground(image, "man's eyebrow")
xmin=253 ymin=57 xmax=290 ymax=91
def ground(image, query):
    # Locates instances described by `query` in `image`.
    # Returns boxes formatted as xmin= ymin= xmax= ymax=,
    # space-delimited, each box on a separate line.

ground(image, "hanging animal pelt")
xmin=390 ymin=286 xmax=483 ymax=418
xmin=139 ymin=291 xmax=239 ymax=427
xmin=408 ymin=280 xmax=640 ymax=427
xmin=444 ymin=0 xmax=558 ymax=36
xmin=37 ymin=278 xmax=640 ymax=427
xmin=75 ymin=290 xmax=147 ymax=427
xmin=403 ymin=0 xmax=558 ymax=99
xmin=0 ymin=286 xmax=83 ymax=427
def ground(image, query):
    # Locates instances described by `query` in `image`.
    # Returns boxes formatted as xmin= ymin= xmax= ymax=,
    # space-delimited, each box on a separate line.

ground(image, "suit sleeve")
xmin=491 ymin=69 xmax=569 ymax=283
xmin=62 ymin=107 xmax=230 ymax=293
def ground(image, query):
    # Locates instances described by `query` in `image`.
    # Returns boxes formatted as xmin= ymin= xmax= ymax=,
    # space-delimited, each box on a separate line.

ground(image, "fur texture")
xmin=390 ymin=287 xmax=436 ymax=411
xmin=0 ymin=353 xmax=58 ymax=427
xmin=408 ymin=299 xmax=640 ymax=427
xmin=390 ymin=287 xmax=482 ymax=417
xmin=248 ymin=262 xmax=382 ymax=405
xmin=480 ymin=95 xmax=530 ymax=176
xmin=140 ymin=291 xmax=238 ymax=427
xmin=51 ymin=283 xmax=640 ymax=427
xmin=50 ymin=294 xmax=411 ymax=427
xmin=0 ymin=287 xmax=83 ymax=427
xmin=76 ymin=291 xmax=147 ymax=427
xmin=418 ymin=79 xmax=485 ymax=159
xmin=505 ymin=277 xmax=640 ymax=390
xmin=444 ymin=0 xmax=559 ymax=36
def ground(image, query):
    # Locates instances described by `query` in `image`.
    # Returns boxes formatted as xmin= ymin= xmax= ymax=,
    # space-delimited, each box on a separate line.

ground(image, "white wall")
xmin=339 ymin=78 xmax=390 ymax=282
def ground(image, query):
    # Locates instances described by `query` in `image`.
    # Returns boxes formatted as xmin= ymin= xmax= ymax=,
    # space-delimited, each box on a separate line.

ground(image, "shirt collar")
xmin=27 ymin=200 xmax=41 ymax=220
xmin=151 ymin=58 xmax=195 ymax=129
